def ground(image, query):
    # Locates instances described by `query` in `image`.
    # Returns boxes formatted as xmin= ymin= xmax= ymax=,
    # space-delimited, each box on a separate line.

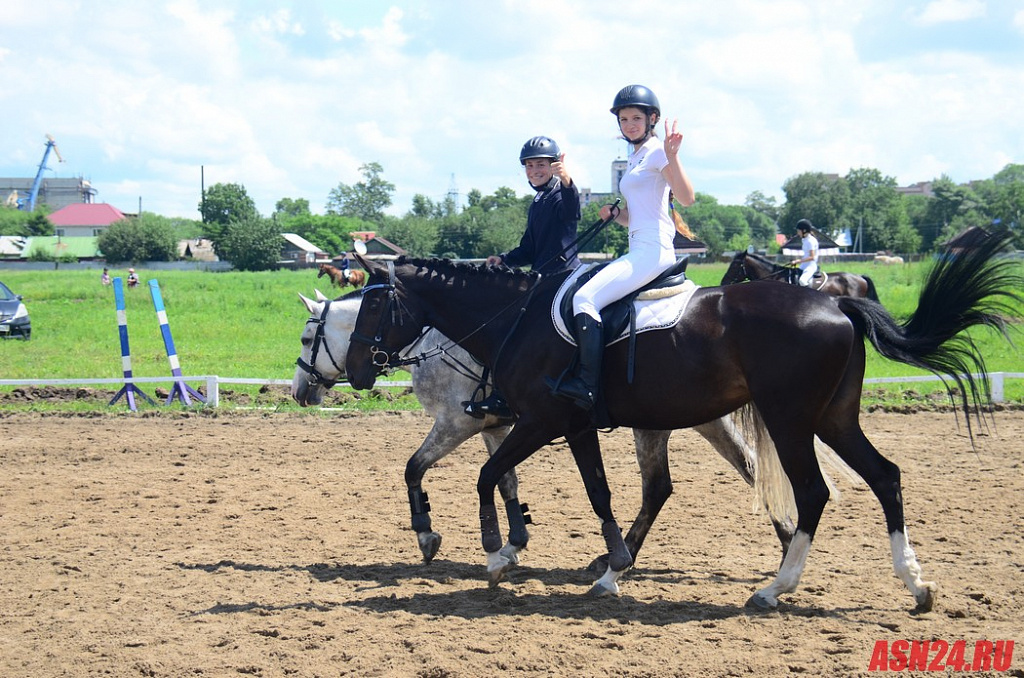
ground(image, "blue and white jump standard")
xmin=148 ymin=279 xmax=206 ymax=406
xmin=108 ymin=277 xmax=156 ymax=411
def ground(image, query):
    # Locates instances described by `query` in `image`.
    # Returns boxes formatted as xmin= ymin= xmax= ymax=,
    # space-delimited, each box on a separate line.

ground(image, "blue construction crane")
xmin=19 ymin=134 xmax=64 ymax=212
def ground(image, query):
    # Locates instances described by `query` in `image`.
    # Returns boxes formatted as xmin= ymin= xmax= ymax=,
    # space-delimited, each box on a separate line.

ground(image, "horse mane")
xmin=395 ymin=256 xmax=542 ymax=286
xmin=744 ymin=251 xmax=782 ymax=269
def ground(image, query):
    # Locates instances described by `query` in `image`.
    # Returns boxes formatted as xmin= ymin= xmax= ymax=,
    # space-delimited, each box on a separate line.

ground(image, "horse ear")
xmin=314 ymin=288 xmax=329 ymax=302
xmin=298 ymin=293 xmax=319 ymax=314
xmin=352 ymin=252 xmax=376 ymax=271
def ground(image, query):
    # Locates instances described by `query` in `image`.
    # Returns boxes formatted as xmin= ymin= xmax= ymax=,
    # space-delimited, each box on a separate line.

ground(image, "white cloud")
xmin=910 ymin=0 xmax=986 ymax=26
xmin=0 ymin=0 xmax=1020 ymax=219
xmin=252 ymin=9 xmax=305 ymax=36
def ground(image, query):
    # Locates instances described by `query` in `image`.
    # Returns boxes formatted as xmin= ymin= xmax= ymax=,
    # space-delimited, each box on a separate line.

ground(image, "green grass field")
xmin=0 ymin=258 xmax=1021 ymax=413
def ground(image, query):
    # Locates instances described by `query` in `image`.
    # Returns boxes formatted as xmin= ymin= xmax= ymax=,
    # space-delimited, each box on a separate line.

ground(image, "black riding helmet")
xmin=611 ymin=84 xmax=661 ymax=144
xmin=610 ymin=84 xmax=661 ymax=117
xmin=520 ymin=136 xmax=561 ymax=165
xmin=796 ymin=219 xmax=813 ymax=233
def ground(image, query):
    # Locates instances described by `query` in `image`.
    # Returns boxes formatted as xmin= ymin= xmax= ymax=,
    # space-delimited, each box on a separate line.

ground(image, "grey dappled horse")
xmin=292 ymin=289 xmax=794 ymax=569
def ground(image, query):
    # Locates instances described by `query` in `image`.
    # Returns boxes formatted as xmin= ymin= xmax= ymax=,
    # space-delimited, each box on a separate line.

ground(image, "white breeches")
xmin=798 ymin=262 xmax=818 ymax=287
xmin=573 ymin=236 xmax=676 ymax=321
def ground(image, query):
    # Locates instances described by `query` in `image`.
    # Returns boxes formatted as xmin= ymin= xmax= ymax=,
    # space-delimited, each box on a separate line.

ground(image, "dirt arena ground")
xmin=1 ymin=409 xmax=1021 ymax=677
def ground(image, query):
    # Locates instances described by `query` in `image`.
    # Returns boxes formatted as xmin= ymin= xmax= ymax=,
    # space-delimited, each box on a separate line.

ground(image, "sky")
xmin=2 ymin=0 xmax=1023 ymax=220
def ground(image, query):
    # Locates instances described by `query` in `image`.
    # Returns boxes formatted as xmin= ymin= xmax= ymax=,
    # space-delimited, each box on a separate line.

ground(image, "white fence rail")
xmin=0 ymin=376 xmax=411 ymax=408
xmin=1 ymin=373 xmax=1021 ymax=408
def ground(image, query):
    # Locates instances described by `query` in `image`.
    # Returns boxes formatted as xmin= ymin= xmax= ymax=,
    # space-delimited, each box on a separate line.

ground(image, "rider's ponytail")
xmin=669 ymin=192 xmax=694 ymax=239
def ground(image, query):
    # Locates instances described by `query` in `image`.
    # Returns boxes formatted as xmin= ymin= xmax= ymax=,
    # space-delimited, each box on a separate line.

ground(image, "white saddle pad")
xmin=551 ymin=264 xmax=700 ymax=346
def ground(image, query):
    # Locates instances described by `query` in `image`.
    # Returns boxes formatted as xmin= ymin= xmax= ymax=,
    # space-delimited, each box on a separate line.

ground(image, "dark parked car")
xmin=0 ymin=280 xmax=31 ymax=340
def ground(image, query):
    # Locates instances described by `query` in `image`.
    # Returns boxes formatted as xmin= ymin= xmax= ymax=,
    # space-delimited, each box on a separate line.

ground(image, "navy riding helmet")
xmin=520 ymin=136 xmax=561 ymax=165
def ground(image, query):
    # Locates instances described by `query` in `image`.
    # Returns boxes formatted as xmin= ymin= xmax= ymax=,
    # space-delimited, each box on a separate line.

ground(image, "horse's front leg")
xmin=481 ymin=426 xmax=528 ymax=567
xmin=477 ymin=422 xmax=554 ymax=587
xmin=566 ymin=429 xmax=633 ymax=597
xmin=588 ymin=428 xmax=672 ymax=574
xmin=405 ymin=418 xmax=484 ymax=562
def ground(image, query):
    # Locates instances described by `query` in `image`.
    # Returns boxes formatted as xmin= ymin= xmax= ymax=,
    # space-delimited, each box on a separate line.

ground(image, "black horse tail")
xmin=837 ymin=230 xmax=1022 ymax=420
xmin=863 ymin=275 xmax=880 ymax=302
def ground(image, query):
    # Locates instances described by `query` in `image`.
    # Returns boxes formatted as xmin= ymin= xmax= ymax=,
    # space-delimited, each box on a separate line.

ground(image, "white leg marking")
xmin=751 ymin=530 xmax=812 ymax=608
xmin=589 ymin=563 xmax=623 ymax=597
xmin=890 ymin=530 xmax=937 ymax=609
xmin=486 ymin=549 xmax=514 ymax=586
xmin=499 ymin=542 xmax=522 ymax=566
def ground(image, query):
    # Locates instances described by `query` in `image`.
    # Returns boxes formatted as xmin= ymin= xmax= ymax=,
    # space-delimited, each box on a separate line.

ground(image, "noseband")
xmin=348 ymin=261 xmax=414 ymax=374
xmin=295 ymin=300 xmax=345 ymax=388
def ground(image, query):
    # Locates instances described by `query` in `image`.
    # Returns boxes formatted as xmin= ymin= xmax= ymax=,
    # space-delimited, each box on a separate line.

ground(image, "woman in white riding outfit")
xmin=793 ymin=219 xmax=819 ymax=287
xmin=551 ymin=84 xmax=695 ymax=410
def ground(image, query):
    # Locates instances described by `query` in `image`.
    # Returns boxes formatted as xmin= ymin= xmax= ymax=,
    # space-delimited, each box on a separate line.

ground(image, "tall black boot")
xmin=550 ymin=313 xmax=603 ymax=410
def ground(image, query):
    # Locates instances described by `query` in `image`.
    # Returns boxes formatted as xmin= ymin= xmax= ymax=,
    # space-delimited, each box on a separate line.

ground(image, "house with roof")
xmin=24 ymin=236 xmax=102 ymax=260
xmin=47 ymin=203 xmax=128 ymax=237
xmin=781 ymin=229 xmax=841 ymax=256
xmin=940 ymin=226 xmax=992 ymax=254
xmin=177 ymin=238 xmax=218 ymax=261
xmin=673 ymin=233 xmax=707 ymax=256
xmin=347 ymin=231 xmax=406 ymax=258
xmin=281 ymin=233 xmax=329 ymax=266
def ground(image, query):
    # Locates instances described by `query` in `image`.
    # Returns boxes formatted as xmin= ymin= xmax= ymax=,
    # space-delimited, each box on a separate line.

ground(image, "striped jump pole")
xmin=109 ymin=277 xmax=156 ymax=411
xmin=148 ymin=279 xmax=206 ymax=406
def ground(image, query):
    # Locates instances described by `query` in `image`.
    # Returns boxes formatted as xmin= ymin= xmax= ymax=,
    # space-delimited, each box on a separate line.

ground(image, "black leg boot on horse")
xmin=549 ymin=313 xmax=603 ymax=409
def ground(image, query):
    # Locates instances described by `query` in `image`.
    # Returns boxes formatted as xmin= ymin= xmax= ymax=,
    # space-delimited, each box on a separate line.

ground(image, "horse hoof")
xmin=914 ymin=583 xmax=937 ymax=613
xmin=418 ymin=532 xmax=442 ymax=563
xmin=745 ymin=592 xmax=778 ymax=610
xmin=587 ymin=580 xmax=620 ymax=597
xmin=487 ymin=553 xmax=513 ymax=588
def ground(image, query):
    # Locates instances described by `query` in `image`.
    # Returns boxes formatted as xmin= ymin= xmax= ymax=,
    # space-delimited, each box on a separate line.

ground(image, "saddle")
xmin=785 ymin=267 xmax=827 ymax=287
xmin=555 ymin=256 xmax=692 ymax=386
xmin=557 ymin=256 xmax=690 ymax=344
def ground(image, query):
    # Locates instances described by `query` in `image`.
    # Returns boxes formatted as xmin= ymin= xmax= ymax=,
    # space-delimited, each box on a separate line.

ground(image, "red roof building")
xmin=48 ymin=203 xmax=127 ymax=237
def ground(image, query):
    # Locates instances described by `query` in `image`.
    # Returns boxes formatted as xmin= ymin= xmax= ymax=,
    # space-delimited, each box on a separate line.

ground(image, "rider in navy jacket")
xmin=488 ymin=136 xmax=581 ymax=276
xmin=471 ymin=136 xmax=582 ymax=421
xmin=499 ymin=177 xmax=581 ymax=275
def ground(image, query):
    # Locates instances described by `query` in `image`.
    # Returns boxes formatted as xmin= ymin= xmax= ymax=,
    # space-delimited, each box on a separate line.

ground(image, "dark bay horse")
xmin=721 ymin=251 xmax=879 ymax=300
xmin=291 ymin=289 xmax=795 ymax=568
xmin=345 ymin=233 xmax=1020 ymax=611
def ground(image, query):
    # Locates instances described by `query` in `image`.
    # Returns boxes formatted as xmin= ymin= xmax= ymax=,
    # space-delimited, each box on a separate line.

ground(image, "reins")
xmin=743 ymin=253 xmax=829 ymax=291
xmin=532 ymin=198 xmax=621 ymax=275
xmin=352 ymin=206 xmax=624 ymax=378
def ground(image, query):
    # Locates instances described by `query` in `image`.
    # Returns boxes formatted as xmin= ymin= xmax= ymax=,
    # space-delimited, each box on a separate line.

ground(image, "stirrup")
xmin=463 ymin=394 xmax=516 ymax=423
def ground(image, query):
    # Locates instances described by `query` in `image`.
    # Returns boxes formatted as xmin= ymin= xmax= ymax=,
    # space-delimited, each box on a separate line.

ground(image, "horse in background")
xmin=318 ymin=263 xmax=366 ymax=289
xmin=721 ymin=251 xmax=880 ymax=301
xmin=874 ymin=253 xmax=905 ymax=265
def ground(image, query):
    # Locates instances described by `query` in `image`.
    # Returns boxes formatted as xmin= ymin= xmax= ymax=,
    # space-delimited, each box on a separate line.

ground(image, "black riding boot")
xmin=551 ymin=313 xmax=603 ymax=410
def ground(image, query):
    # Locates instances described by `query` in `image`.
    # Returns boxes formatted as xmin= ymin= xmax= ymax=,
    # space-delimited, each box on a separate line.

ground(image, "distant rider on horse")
xmin=793 ymin=219 xmax=819 ymax=287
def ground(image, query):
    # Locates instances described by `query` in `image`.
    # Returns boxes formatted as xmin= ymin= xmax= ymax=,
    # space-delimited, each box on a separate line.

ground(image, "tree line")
xmin=3 ymin=161 xmax=1021 ymax=270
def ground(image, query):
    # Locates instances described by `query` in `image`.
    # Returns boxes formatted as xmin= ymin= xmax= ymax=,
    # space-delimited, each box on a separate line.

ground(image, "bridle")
xmin=348 ymin=260 xmax=419 ymax=374
xmin=295 ymin=299 xmax=345 ymax=387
